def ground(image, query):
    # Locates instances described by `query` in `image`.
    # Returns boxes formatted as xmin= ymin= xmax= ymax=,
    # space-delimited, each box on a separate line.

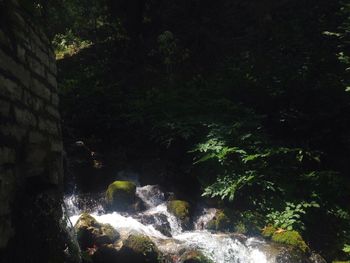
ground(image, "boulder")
xmin=261 ymin=226 xmax=309 ymax=254
xmin=206 ymin=210 xmax=231 ymax=231
xmin=91 ymin=245 xmax=119 ymax=263
xmin=106 ymin=181 xmax=136 ymax=211
xmin=180 ymin=250 xmax=213 ymax=263
xmin=138 ymin=214 xmax=172 ymax=237
xmin=275 ymin=247 xmax=310 ymax=263
xmin=118 ymin=234 xmax=164 ymax=263
xmin=272 ymin=230 xmax=309 ymax=253
xmin=74 ymin=213 xmax=119 ymax=250
xmin=308 ymin=252 xmax=327 ymax=263
xmin=167 ymin=200 xmax=191 ymax=229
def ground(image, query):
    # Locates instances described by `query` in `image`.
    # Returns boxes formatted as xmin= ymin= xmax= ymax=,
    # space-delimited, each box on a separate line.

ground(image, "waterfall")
xmin=64 ymin=185 xmax=283 ymax=263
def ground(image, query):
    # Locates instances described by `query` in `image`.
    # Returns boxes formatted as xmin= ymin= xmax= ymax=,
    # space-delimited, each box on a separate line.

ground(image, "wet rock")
xmin=138 ymin=214 xmax=172 ymax=237
xmin=206 ymin=210 xmax=231 ymax=231
xmin=261 ymin=226 xmax=309 ymax=254
xmin=262 ymin=225 xmax=277 ymax=238
xmin=91 ymin=245 xmax=119 ymax=263
xmin=106 ymin=181 xmax=136 ymax=211
xmin=74 ymin=213 xmax=120 ymax=249
xmin=308 ymin=252 xmax=327 ymax=263
xmin=180 ymin=250 xmax=213 ymax=263
xmin=136 ymin=185 xmax=166 ymax=207
xmin=275 ymin=247 xmax=310 ymax=263
xmin=118 ymin=234 xmax=164 ymax=263
xmin=132 ymin=196 xmax=147 ymax=212
xmin=167 ymin=200 xmax=191 ymax=229
xmin=272 ymin=230 xmax=309 ymax=254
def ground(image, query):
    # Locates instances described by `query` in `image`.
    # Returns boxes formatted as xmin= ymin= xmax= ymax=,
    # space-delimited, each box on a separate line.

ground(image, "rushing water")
xmin=64 ymin=185 xmax=300 ymax=263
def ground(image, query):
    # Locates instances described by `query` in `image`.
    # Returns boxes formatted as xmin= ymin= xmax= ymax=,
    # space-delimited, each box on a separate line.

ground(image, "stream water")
xmin=64 ymin=185 xmax=313 ymax=263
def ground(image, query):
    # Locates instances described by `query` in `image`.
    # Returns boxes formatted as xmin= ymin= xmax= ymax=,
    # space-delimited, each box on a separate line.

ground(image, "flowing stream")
xmin=64 ymin=185 xmax=303 ymax=263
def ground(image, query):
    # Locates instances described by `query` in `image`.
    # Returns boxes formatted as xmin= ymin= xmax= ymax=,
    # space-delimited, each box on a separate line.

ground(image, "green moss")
xmin=75 ymin=213 xmax=119 ymax=249
xmin=75 ymin=213 xmax=99 ymax=249
xmin=124 ymin=235 xmax=157 ymax=254
xmin=271 ymin=230 xmax=309 ymax=253
xmin=96 ymin=224 xmax=120 ymax=245
xmin=121 ymin=235 xmax=163 ymax=263
xmin=106 ymin=181 xmax=136 ymax=210
xmin=206 ymin=210 xmax=231 ymax=231
xmin=181 ymin=250 xmax=214 ymax=263
xmin=216 ymin=210 xmax=231 ymax=230
xmin=100 ymin=224 xmax=118 ymax=240
xmin=261 ymin=225 xmax=277 ymax=238
xmin=206 ymin=220 xmax=216 ymax=230
xmin=167 ymin=200 xmax=190 ymax=220
xmin=76 ymin=213 xmax=99 ymax=228
xmin=234 ymin=221 xmax=247 ymax=234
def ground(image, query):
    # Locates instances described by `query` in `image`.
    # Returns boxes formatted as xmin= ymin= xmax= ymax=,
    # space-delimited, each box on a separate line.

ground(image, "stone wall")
xmin=0 ymin=0 xmax=70 ymax=262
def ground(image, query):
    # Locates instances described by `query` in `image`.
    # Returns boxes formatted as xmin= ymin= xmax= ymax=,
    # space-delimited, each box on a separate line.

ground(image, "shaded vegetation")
xmin=30 ymin=0 xmax=350 ymax=260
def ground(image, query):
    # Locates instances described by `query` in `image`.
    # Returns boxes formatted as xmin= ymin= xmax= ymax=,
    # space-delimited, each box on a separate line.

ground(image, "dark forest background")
xmin=29 ymin=0 xmax=350 ymax=260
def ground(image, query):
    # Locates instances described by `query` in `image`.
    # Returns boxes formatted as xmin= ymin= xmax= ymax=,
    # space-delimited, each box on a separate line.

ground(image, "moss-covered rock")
xmin=167 ymin=200 xmax=191 ymax=229
xmin=206 ymin=210 xmax=231 ymax=231
xmin=271 ymin=230 xmax=309 ymax=253
xmin=74 ymin=213 xmax=119 ymax=249
xmin=119 ymin=234 xmax=164 ymax=263
xmin=275 ymin=247 xmax=309 ymax=263
xmin=181 ymin=250 xmax=214 ymax=263
xmin=91 ymin=245 xmax=120 ymax=263
xmin=261 ymin=225 xmax=277 ymax=238
xmin=261 ymin=226 xmax=309 ymax=254
xmin=106 ymin=181 xmax=136 ymax=211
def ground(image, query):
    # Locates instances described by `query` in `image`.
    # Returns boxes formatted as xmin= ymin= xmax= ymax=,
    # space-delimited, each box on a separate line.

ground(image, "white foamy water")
xmin=144 ymin=203 xmax=183 ymax=236
xmin=174 ymin=231 xmax=267 ymax=263
xmin=136 ymin=185 xmax=165 ymax=208
xmin=194 ymin=208 xmax=217 ymax=230
xmin=65 ymin=184 xmax=274 ymax=263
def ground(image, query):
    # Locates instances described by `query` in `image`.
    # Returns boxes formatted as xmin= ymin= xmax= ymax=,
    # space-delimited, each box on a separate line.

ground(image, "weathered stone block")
xmin=28 ymin=25 xmax=48 ymax=52
xmin=13 ymin=11 xmax=26 ymax=28
xmin=51 ymin=93 xmax=59 ymax=107
xmin=38 ymin=117 xmax=58 ymax=135
xmin=47 ymin=71 xmax=57 ymax=89
xmin=0 ymin=49 xmax=30 ymax=88
xmin=0 ymin=215 xmax=14 ymax=248
xmin=0 ymin=147 xmax=16 ymax=165
xmin=0 ymin=75 xmax=23 ymax=101
xmin=46 ymin=105 xmax=60 ymax=119
xmin=28 ymin=131 xmax=46 ymax=144
xmin=0 ymin=99 xmax=11 ymax=116
xmin=28 ymin=56 xmax=45 ymax=78
xmin=0 ymin=3 xmax=65 ymax=259
xmin=25 ymin=145 xmax=47 ymax=166
xmin=23 ymin=89 xmax=45 ymax=112
xmin=14 ymin=106 xmax=37 ymax=127
xmin=49 ymin=58 xmax=57 ymax=75
xmin=32 ymin=44 xmax=49 ymax=67
xmin=0 ymin=124 xmax=26 ymax=141
xmin=0 ymin=30 xmax=10 ymax=46
xmin=15 ymin=31 xmax=30 ymax=50
xmin=50 ymin=140 xmax=63 ymax=152
xmin=30 ymin=77 xmax=51 ymax=101
xmin=47 ymin=156 xmax=62 ymax=185
xmin=0 ymin=169 xmax=15 ymax=210
xmin=16 ymin=44 xmax=26 ymax=63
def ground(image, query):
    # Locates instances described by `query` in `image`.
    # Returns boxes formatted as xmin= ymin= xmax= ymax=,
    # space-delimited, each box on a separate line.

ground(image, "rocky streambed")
xmin=64 ymin=182 xmax=326 ymax=263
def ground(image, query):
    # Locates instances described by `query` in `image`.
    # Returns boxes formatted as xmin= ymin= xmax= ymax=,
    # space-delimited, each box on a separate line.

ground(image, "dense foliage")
xmin=35 ymin=0 xmax=350 ymax=261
